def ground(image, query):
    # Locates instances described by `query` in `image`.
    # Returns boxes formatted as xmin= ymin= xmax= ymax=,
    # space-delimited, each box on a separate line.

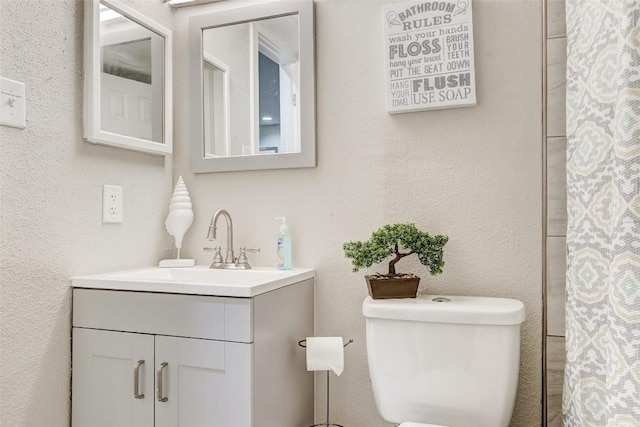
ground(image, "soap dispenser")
xmin=275 ymin=217 xmax=292 ymax=270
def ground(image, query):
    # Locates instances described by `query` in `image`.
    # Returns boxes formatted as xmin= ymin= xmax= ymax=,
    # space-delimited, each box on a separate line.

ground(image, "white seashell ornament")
xmin=160 ymin=176 xmax=195 ymax=268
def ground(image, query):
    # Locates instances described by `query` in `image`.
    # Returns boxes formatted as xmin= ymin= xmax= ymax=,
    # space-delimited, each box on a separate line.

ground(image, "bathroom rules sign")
xmin=383 ymin=0 xmax=477 ymax=113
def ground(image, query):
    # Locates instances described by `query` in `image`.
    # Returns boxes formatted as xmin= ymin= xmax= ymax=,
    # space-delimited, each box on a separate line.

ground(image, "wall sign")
xmin=383 ymin=0 xmax=476 ymax=114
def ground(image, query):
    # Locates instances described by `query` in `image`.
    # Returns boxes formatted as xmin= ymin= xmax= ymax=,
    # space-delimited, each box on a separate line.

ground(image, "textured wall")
xmin=0 ymin=1 xmax=173 ymax=426
xmin=174 ymin=0 xmax=543 ymax=426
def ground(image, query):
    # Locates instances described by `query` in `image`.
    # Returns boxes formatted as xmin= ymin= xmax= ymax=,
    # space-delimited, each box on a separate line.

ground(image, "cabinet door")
xmin=155 ymin=336 xmax=253 ymax=427
xmin=72 ymin=328 xmax=154 ymax=427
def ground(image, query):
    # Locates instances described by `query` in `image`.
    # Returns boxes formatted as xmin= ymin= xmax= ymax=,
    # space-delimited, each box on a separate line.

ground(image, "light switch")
xmin=0 ymin=77 xmax=26 ymax=129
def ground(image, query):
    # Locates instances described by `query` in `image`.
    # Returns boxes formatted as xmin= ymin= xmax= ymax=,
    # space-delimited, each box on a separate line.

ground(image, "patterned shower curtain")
xmin=565 ymin=1 xmax=640 ymax=426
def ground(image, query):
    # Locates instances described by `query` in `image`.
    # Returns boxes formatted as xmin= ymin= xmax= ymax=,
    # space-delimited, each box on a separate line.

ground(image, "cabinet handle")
xmin=133 ymin=360 xmax=145 ymax=399
xmin=156 ymin=362 xmax=168 ymax=402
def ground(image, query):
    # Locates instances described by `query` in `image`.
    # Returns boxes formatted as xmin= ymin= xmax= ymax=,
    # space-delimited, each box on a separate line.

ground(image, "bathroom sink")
xmin=110 ymin=267 xmax=286 ymax=284
xmin=71 ymin=266 xmax=315 ymax=297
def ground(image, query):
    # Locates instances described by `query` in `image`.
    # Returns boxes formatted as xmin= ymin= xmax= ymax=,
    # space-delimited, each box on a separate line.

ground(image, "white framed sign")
xmin=383 ymin=0 xmax=476 ymax=114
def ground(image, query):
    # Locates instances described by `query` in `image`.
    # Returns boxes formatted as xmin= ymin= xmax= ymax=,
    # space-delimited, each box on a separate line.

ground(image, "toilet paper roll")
xmin=305 ymin=337 xmax=344 ymax=376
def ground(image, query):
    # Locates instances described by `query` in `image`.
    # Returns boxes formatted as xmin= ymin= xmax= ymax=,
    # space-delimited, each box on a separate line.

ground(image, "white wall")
xmin=174 ymin=0 xmax=543 ymax=426
xmin=0 ymin=1 xmax=174 ymax=425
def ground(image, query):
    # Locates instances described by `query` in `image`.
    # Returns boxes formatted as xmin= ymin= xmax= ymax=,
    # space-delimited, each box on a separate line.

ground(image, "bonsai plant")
xmin=343 ymin=223 xmax=448 ymax=299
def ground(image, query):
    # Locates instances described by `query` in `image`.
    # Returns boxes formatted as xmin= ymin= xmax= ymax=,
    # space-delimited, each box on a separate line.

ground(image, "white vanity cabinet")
xmin=71 ymin=278 xmax=314 ymax=427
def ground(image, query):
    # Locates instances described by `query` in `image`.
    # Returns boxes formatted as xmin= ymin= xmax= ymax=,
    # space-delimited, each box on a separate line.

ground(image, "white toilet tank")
xmin=363 ymin=295 xmax=525 ymax=427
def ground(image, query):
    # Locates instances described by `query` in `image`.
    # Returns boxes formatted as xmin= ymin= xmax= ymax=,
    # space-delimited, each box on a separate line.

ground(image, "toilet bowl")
xmin=363 ymin=295 xmax=525 ymax=427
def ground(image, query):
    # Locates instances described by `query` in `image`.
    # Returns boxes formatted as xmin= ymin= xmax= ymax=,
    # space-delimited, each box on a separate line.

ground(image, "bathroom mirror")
xmin=84 ymin=0 xmax=172 ymax=155
xmin=189 ymin=0 xmax=315 ymax=173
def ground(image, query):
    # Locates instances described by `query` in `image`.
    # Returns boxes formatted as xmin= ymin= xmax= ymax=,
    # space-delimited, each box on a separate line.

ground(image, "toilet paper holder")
xmin=298 ymin=338 xmax=353 ymax=427
xmin=297 ymin=338 xmax=353 ymax=349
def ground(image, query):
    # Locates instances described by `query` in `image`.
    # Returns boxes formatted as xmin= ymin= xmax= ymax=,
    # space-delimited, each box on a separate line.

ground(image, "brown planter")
xmin=365 ymin=275 xmax=420 ymax=299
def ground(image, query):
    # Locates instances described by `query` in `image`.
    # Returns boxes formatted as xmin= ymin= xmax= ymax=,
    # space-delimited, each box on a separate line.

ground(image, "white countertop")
xmin=71 ymin=266 xmax=315 ymax=297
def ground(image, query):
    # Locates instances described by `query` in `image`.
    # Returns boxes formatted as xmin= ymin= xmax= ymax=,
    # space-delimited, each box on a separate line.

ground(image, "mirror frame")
xmin=84 ymin=0 xmax=173 ymax=155
xmin=189 ymin=0 xmax=315 ymax=173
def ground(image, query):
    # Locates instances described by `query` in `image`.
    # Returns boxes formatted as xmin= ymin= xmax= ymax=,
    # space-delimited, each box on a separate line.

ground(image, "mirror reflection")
xmin=99 ymin=2 xmax=165 ymax=144
xmin=202 ymin=14 xmax=300 ymax=157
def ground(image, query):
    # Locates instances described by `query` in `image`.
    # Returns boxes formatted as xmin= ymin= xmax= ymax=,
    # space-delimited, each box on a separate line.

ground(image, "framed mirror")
xmin=189 ymin=0 xmax=315 ymax=173
xmin=84 ymin=0 xmax=172 ymax=155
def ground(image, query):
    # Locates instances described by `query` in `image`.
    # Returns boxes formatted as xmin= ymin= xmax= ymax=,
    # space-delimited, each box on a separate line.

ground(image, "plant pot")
xmin=364 ymin=275 xmax=421 ymax=299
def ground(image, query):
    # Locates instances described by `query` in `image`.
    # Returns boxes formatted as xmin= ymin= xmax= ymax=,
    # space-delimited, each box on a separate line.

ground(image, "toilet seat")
xmin=399 ymin=423 xmax=448 ymax=427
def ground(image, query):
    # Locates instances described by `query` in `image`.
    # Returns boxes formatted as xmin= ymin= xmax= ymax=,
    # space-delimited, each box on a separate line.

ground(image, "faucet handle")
xmin=240 ymin=247 xmax=261 ymax=254
xmin=237 ymin=247 xmax=260 ymax=268
xmin=204 ymin=246 xmax=224 ymax=264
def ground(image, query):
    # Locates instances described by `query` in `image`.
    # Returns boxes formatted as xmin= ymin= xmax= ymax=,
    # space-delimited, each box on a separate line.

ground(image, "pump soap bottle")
xmin=275 ymin=217 xmax=292 ymax=270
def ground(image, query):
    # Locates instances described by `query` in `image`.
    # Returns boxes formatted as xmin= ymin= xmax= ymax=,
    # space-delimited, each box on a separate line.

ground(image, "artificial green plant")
xmin=343 ymin=223 xmax=448 ymax=277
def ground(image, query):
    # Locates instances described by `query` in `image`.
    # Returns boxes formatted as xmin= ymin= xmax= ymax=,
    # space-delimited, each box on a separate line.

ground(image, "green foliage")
xmin=343 ymin=223 xmax=448 ymax=276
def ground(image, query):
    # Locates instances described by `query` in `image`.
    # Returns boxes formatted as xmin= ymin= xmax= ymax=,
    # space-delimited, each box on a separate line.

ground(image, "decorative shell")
xmin=165 ymin=176 xmax=194 ymax=251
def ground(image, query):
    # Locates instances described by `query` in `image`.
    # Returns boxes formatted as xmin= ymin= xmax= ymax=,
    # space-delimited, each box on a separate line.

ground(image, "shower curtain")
xmin=565 ymin=1 xmax=640 ymax=426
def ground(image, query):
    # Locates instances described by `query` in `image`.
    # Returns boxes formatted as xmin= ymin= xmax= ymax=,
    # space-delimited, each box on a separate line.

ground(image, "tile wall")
xmin=546 ymin=1 xmax=567 ymax=425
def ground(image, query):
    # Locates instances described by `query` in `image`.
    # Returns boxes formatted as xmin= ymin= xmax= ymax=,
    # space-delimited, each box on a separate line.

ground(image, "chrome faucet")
xmin=205 ymin=209 xmax=260 ymax=269
xmin=207 ymin=209 xmax=235 ymax=264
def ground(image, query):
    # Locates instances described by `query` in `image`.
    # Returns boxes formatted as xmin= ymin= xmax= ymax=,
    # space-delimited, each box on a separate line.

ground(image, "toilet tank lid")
xmin=362 ymin=295 xmax=525 ymax=325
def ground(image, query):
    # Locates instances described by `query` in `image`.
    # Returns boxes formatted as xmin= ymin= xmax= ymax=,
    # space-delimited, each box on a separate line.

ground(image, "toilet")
xmin=363 ymin=295 xmax=525 ymax=427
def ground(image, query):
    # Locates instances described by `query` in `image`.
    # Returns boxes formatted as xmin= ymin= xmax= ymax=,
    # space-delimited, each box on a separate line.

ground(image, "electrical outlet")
xmin=103 ymin=185 xmax=123 ymax=224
